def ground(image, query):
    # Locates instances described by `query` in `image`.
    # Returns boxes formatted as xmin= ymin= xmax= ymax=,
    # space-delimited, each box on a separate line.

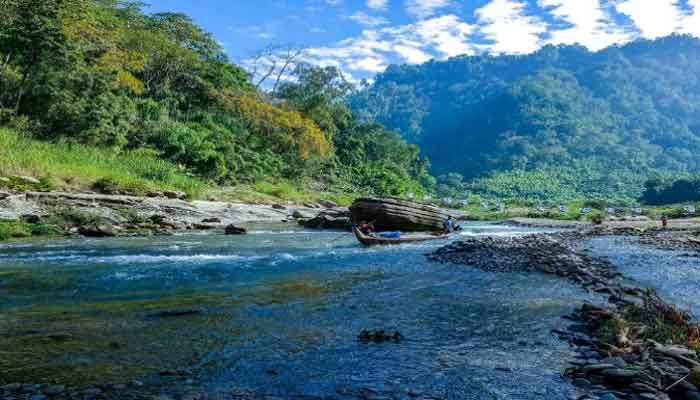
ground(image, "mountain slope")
xmin=351 ymin=35 xmax=700 ymax=199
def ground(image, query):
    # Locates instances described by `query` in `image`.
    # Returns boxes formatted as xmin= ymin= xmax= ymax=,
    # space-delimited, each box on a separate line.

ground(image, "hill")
xmin=351 ymin=35 xmax=700 ymax=201
xmin=0 ymin=0 xmax=431 ymax=200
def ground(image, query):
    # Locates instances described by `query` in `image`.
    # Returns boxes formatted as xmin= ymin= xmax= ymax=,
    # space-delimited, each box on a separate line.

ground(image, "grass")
xmin=0 ymin=219 xmax=64 ymax=241
xmin=0 ymin=128 xmax=206 ymax=198
xmin=207 ymin=180 xmax=357 ymax=207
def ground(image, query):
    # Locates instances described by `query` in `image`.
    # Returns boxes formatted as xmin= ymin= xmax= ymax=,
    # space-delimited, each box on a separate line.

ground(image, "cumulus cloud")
xmin=680 ymin=0 xmax=700 ymax=36
xmin=349 ymin=11 xmax=390 ymax=27
xmin=539 ymin=0 xmax=631 ymax=51
xmin=475 ymin=0 xmax=546 ymax=54
xmin=405 ymin=0 xmax=452 ymax=19
xmin=615 ymin=0 xmax=683 ymax=39
xmin=367 ymin=0 xmax=389 ymax=11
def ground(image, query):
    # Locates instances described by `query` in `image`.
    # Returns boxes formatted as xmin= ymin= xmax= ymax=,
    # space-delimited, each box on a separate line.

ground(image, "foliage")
xmin=0 ymin=219 xmax=63 ymax=241
xmin=0 ymin=1 xmax=429 ymax=197
xmin=641 ymin=174 xmax=700 ymax=205
xmin=352 ymin=36 xmax=700 ymax=201
xmin=0 ymin=128 xmax=205 ymax=197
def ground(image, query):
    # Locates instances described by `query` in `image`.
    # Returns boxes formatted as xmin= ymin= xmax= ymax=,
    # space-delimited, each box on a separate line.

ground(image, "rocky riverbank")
xmin=429 ymin=234 xmax=700 ymax=400
xmin=0 ymin=190 xmax=351 ymax=240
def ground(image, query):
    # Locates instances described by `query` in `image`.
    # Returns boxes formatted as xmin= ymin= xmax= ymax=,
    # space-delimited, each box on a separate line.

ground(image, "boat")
xmin=353 ymin=226 xmax=452 ymax=246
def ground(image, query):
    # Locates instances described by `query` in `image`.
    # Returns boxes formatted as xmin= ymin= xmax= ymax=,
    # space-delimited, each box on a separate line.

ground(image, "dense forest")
xmin=0 ymin=0 xmax=432 ymax=197
xmin=352 ymin=35 xmax=700 ymax=202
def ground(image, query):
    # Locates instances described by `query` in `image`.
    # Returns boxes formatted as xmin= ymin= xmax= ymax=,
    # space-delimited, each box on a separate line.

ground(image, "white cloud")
xmin=405 ymin=0 xmax=452 ymax=19
xmin=367 ymin=0 xmax=389 ymax=11
xmin=349 ymin=11 xmax=390 ymax=27
xmin=325 ymin=0 xmax=343 ymax=6
xmin=475 ymin=0 xmax=546 ymax=54
xmin=394 ymin=44 xmax=432 ymax=63
xmin=539 ymin=0 xmax=631 ymax=51
xmin=616 ymin=0 xmax=683 ymax=39
xmin=681 ymin=0 xmax=700 ymax=36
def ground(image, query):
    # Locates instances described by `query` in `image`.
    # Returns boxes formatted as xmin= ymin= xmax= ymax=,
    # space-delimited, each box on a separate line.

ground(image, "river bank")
xmin=0 ymin=190 xmax=351 ymax=241
xmin=430 ymin=231 xmax=700 ymax=400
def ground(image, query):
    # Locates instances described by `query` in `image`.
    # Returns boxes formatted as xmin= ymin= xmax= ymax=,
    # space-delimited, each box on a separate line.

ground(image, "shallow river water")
xmin=0 ymin=224 xmax=621 ymax=399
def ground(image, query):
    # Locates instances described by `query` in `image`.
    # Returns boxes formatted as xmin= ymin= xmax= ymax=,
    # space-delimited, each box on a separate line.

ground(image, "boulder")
xmin=319 ymin=200 xmax=338 ymax=209
xmin=20 ymin=214 xmax=41 ymax=224
xmin=301 ymin=214 xmax=350 ymax=230
xmin=225 ymin=225 xmax=247 ymax=235
xmin=272 ymin=204 xmax=287 ymax=210
xmin=0 ymin=190 xmax=10 ymax=200
xmin=78 ymin=223 xmax=118 ymax=237
xmin=292 ymin=209 xmax=315 ymax=219
xmin=350 ymin=197 xmax=448 ymax=232
xmin=163 ymin=190 xmax=186 ymax=200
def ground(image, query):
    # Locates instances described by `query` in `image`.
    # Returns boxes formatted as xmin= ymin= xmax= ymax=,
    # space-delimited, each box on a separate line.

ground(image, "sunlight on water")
xmin=0 ymin=222 xmax=588 ymax=399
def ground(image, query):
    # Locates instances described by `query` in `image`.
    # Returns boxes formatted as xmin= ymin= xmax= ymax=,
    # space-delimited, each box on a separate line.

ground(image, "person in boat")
xmin=443 ymin=216 xmax=456 ymax=234
xmin=358 ymin=221 xmax=376 ymax=237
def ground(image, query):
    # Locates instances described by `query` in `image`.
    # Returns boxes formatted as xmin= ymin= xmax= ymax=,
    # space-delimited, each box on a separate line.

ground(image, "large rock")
xmin=78 ymin=223 xmax=118 ymax=237
xmin=349 ymin=197 xmax=448 ymax=232
xmin=301 ymin=214 xmax=350 ymax=230
xmin=225 ymin=224 xmax=247 ymax=235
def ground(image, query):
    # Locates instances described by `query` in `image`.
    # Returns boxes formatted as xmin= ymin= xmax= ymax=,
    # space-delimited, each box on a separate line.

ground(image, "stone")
xmin=201 ymin=217 xmax=222 ymax=223
xmin=691 ymin=367 xmax=700 ymax=386
xmin=318 ymin=200 xmax=338 ymax=209
xmin=600 ymin=357 xmax=627 ymax=368
xmin=11 ymin=175 xmax=40 ymax=185
xmin=301 ymin=214 xmax=350 ymax=230
xmin=271 ymin=204 xmax=286 ymax=210
xmin=685 ymin=391 xmax=700 ymax=400
xmin=292 ymin=209 xmax=315 ymax=219
xmin=225 ymin=225 xmax=247 ymax=235
xmin=163 ymin=190 xmax=186 ymax=199
xmin=146 ymin=191 xmax=164 ymax=198
xmin=78 ymin=223 xmax=117 ymax=237
xmin=44 ymin=386 xmax=65 ymax=396
xmin=20 ymin=214 xmax=41 ymax=224
xmin=0 ymin=190 xmax=10 ymax=200
xmin=2 ymin=384 xmax=21 ymax=392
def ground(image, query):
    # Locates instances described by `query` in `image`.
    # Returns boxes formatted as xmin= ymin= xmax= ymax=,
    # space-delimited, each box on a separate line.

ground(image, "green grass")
xmin=207 ymin=180 xmax=357 ymax=207
xmin=0 ymin=219 xmax=64 ymax=241
xmin=0 ymin=128 xmax=206 ymax=198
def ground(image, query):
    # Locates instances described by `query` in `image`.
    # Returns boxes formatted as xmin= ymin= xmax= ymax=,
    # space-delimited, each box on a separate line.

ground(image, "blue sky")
xmin=145 ymin=1 xmax=700 ymax=81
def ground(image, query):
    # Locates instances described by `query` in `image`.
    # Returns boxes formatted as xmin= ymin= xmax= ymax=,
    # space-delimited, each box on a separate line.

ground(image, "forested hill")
xmin=0 ymin=0 xmax=432 ymax=199
xmin=351 ymin=35 xmax=700 ymax=200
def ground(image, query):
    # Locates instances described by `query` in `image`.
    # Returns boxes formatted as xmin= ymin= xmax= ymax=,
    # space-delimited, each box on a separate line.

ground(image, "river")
xmin=0 ymin=224 xmax=638 ymax=399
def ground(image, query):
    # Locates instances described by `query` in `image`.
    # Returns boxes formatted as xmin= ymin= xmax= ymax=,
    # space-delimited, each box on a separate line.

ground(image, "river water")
xmin=0 ymin=224 xmax=607 ymax=399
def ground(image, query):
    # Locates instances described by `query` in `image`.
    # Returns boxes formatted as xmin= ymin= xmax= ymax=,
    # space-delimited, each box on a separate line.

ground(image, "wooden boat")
xmin=353 ymin=226 xmax=451 ymax=246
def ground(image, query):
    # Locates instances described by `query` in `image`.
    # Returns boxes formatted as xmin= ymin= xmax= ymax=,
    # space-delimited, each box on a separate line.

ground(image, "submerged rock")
xmin=225 ymin=224 xmax=247 ymax=235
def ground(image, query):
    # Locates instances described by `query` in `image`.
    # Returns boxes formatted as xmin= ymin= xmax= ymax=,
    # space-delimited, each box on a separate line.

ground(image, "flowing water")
xmin=0 ymin=224 xmax=600 ymax=399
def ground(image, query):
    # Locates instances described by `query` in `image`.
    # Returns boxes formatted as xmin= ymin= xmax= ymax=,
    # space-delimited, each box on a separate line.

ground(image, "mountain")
xmin=351 ymin=35 xmax=700 ymax=200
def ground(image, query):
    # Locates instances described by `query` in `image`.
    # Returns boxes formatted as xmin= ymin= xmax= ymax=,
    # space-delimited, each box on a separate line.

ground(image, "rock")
xmin=319 ymin=200 xmax=338 ymax=209
xmin=163 ymin=190 xmax=186 ymax=199
xmin=350 ymin=197 xmax=448 ymax=232
xmin=292 ymin=209 xmax=315 ymax=219
xmin=0 ymin=190 xmax=10 ymax=200
xmin=598 ymin=394 xmax=619 ymax=400
xmin=685 ymin=391 xmax=700 ymax=400
xmin=146 ymin=191 xmax=164 ymax=198
xmin=192 ymin=223 xmax=218 ymax=230
xmin=44 ymin=386 xmax=65 ymax=396
xmin=225 ymin=225 xmax=247 ymax=235
xmin=2 ymin=384 xmax=21 ymax=392
xmin=599 ymin=368 xmax=639 ymax=382
xmin=301 ymin=214 xmax=350 ymax=230
xmin=11 ymin=175 xmax=40 ymax=185
xmin=600 ymin=357 xmax=627 ymax=368
xmin=271 ymin=204 xmax=286 ymax=210
xmin=20 ymin=214 xmax=41 ymax=224
xmin=78 ymin=223 xmax=117 ymax=237
xmin=201 ymin=217 xmax=222 ymax=223
xmin=691 ymin=367 xmax=700 ymax=386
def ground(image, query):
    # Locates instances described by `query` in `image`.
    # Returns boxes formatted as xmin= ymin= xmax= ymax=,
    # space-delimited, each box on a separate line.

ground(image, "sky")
xmin=145 ymin=0 xmax=700 ymax=81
